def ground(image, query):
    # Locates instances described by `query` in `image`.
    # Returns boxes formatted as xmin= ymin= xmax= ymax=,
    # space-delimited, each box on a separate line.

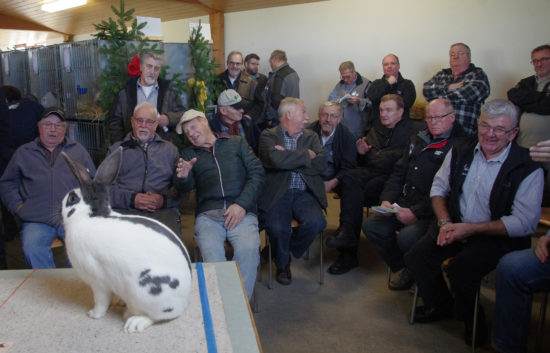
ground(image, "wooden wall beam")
xmin=209 ymin=11 xmax=225 ymax=74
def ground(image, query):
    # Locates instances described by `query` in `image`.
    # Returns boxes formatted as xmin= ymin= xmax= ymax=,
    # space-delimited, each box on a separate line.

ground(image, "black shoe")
xmin=326 ymin=229 xmax=356 ymax=248
xmin=389 ymin=268 xmax=414 ymax=291
xmin=327 ymin=257 xmax=358 ymax=275
xmin=413 ymin=305 xmax=453 ymax=323
xmin=276 ymin=264 xmax=292 ymax=285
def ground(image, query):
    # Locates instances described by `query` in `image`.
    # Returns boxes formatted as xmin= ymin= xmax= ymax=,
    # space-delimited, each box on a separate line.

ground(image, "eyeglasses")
xmin=478 ymin=122 xmax=516 ymax=136
xmin=41 ymin=122 xmax=65 ymax=130
xmin=133 ymin=118 xmax=157 ymax=126
xmin=426 ymin=112 xmax=453 ymax=122
xmin=531 ymin=57 xmax=550 ymax=65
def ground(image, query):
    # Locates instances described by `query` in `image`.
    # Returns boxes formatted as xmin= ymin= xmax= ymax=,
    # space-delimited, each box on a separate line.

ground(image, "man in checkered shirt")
xmin=423 ymin=43 xmax=490 ymax=135
xmin=258 ymin=98 xmax=328 ymax=285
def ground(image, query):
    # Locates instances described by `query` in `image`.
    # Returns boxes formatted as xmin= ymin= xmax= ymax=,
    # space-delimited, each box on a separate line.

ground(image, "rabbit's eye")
xmin=66 ymin=191 xmax=81 ymax=207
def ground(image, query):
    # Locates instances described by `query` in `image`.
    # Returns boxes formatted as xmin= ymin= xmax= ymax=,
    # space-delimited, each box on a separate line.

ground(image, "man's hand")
xmin=437 ymin=222 xmax=473 ymax=246
xmin=530 ymin=140 xmax=550 ymax=162
xmin=448 ymin=81 xmax=464 ymax=92
xmin=176 ymin=157 xmax=197 ymax=179
xmin=535 ymin=236 xmax=550 ymax=263
xmin=387 ymin=75 xmax=398 ymax=85
xmin=158 ymin=114 xmax=170 ymax=127
xmin=224 ymin=204 xmax=246 ymax=231
xmin=356 ymin=138 xmax=372 ymax=155
xmin=380 ymin=200 xmax=395 ymax=217
xmin=274 ymin=145 xmax=286 ymax=151
xmin=346 ymin=97 xmax=361 ymax=105
xmin=308 ymin=149 xmax=317 ymax=159
xmin=324 ymin=178 xmax=339 ymax=193
xmin=395 ymin=206 xmax=418 ymax=225
xmin=134 ymin=192 xmax=163 ymax=212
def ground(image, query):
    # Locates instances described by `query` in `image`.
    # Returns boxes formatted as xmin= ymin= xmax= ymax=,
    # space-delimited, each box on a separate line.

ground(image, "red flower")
xmin=127 ymin=54 xmax=141 ymax=77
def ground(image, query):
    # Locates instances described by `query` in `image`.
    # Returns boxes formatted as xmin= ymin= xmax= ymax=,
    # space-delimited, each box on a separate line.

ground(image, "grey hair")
xmin=133 ymin=102 xmax=159 ymax=117
xmin=450 ymin=43 xmax=471 ymax=56
xmin=227 ymin=50 xmax=243 ymax=63
xmin=140 ymin=52 xmax=163 ymax=64
xmin=427 ymin=98 xmax=454 ymax=114
xmin=318 ymin=100 xmax=342 ymax=116
xmin=480 ymin=99 xmax=519 ymax=127
xmin=278 ymin=97 xmax=303 ymax=119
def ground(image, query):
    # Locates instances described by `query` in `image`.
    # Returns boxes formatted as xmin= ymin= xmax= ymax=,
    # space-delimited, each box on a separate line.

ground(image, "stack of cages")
xmin=1 ymin=50 xmax=29 ymax=95
xmin=58 ymin=39 xmax=104 ymax=165
xmin=27 ymin=45 xmax=63 ymax=107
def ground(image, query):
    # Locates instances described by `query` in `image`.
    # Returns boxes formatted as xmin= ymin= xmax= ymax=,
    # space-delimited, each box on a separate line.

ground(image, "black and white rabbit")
xmin=60 ymin=147 xmax=192 ymax=333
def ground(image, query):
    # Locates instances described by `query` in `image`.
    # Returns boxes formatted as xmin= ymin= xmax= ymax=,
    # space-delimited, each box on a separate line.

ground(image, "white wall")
xmin=225 ymin=0 xmax=550 ymax=117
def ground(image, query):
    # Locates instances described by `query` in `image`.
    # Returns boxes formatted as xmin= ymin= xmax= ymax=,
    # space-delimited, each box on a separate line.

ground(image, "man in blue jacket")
xmin=0 ymin=108 xmax=96 ymax=268
xmin=108 ymin=102 xmax=185 ymax=236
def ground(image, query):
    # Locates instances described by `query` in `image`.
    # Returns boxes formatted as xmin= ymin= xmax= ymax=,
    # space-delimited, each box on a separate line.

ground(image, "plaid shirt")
xmin=283 ymin=128 xmax=306 ymax=190
xmin=423 ymin=63 xmax=490 ymax=135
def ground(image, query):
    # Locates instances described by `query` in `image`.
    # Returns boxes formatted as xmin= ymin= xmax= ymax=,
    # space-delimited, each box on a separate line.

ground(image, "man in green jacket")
xmin=258 ymin=98 xmax=327 ymax=285
xmin=175 ymin=109 xmax=265 ymax=299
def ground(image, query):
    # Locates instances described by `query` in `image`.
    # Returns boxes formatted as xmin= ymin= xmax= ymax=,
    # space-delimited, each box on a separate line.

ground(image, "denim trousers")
xmin=492 ymin=245 xmax=550 ymax=353
xmin=363 ymin=213 xmax=431 ymax=272
xmin=194 ymin=213 xmax=260 ymax=299
xmin=261 ymin=189 xmax=326 ymax=270
xmin=21 ymin=222 xmax=66 ymax=268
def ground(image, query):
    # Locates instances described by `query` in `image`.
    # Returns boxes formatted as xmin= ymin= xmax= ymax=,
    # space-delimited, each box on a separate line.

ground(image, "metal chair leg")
xmin=472 ymin=287 xmax=480 ymax=353
xmin=319 ymin=231 xmax=324 ymax=285
xmin=410 ymin=284 xmax=418 ymax=325
xmin=537 ymin=291 xmax=549 ymax=352
xmin=268 ymin=233 xmax=273 ymax=290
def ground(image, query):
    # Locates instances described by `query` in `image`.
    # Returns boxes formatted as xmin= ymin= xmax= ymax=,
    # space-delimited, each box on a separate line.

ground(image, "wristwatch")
xmin=437 ymin=219 xmax=451 ymax=227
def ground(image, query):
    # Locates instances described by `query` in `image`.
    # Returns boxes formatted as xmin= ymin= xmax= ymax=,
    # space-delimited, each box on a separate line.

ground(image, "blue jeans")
xmin=194 ymin=212 xmax=260 ymax=299
xmin=261 ymin=189 xmax=326 ymax=270
xmin=363 ymin=213 xmax=431 ymax=272
xmin=21 ymin=222 xmax=66 ymax=269
xmin=492 ymin=243 xmax=550 ymax=353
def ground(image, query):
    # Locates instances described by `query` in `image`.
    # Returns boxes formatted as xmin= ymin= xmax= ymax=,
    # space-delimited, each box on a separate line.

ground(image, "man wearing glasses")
xmin=423 ymin=43 xmax=490 ymax=135
xmin=107 ymin=102 xmax=185 ymax=237
xmin=508 ymin=44 xmax=550 ymax=187
xmin=363 ymin=98 xmax=465 ymax=291
xmin=307 ymin=101 xmax=357 ymax=194
xmin=404 ymin=99 xmax=543 ymax=347
xmin=217 ymin=51 xmax=261 ymax=122
xmin=0 ymin=109 xmax=96 ymax=268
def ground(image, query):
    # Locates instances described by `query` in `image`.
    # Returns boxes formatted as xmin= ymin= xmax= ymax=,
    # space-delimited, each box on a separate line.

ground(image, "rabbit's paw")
xmin=124 ymin=315 xmax=154 ymax=333
xmin=87 ymin=307 xmax=108 ymax=319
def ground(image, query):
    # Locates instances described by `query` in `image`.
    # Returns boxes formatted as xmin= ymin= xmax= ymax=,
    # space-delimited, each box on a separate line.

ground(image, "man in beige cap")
xmin=209 ymin=89 xmax=261 ymax=153
xmin=174 ymin=109 xmax=265 ymax=300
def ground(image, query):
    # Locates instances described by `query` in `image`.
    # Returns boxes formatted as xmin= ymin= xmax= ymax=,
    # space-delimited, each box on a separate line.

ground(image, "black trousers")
xmin=404 ymin=232 xmax=530 ymax=323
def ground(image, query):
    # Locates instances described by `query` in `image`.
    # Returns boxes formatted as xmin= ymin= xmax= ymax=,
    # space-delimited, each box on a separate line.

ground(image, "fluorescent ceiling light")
xmin=41 ymin=0 xmax=87 ymax=13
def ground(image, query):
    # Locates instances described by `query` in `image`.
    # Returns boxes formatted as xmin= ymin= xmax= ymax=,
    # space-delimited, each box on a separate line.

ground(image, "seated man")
xmin=404 ymin=99 xmax=544 ymax=347
xmin=363 ymin=98 xmax=464 ymax=290
xmin=0 ymin=108 xmax=96 ymax=268
xmin=209 ymin=89 xmax=261 ymax=153
xmin=258 ymin=98 xmax=327 ymax=285
xmin=325 ymin=94 xmax=424 ymax=275
xmin=307 ymin=100 xmax=357 ymax=193
xmin=507 ymin=44 xmax=550 ymax=189
xmin=108 ymin=102 xmax=184 ymax=235
xmin=491 ymin=139 xmax=550 ymax=353
xmin=174 ymin=109 xmax=265 ymax=299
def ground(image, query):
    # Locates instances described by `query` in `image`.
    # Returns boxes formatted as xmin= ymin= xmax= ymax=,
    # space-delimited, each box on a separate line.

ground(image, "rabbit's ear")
xmin=94 ymin=147 xmax=123 ymax=186
xmin=62 ymin=151 xmax=92 ymax=187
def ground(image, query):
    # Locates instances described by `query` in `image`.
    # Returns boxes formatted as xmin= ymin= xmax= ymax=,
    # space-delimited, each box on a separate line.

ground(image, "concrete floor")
xmin=3 ymin=195 xmax=550 ymax=353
